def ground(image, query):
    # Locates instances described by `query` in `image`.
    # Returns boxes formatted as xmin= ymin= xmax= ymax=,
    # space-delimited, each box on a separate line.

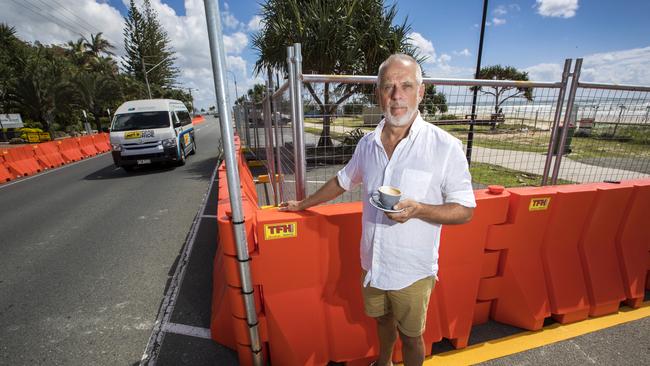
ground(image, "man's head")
xmin=377 ymin=54 xmax=425 ymax=127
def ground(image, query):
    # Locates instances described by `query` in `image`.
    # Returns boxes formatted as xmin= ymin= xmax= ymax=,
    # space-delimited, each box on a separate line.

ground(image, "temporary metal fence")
xmin=234 ymin=49 xmax=650 ymax=207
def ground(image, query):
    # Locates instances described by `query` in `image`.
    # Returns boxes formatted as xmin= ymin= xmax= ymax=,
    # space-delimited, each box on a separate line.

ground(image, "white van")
xmin=109 ymin=99 xmax=196 ymax=171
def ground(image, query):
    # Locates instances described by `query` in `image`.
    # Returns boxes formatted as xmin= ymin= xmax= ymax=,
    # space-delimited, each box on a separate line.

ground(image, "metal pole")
xmin=269 ymin=70 xmax=285 ymax=203
xmin=287 ymin=46 xmax=300 ymax=199
xmin=202 ymin=1 xmax=263 ymax=365
xmin=293 ymin=43 xmax=307 ymax=200
xmin=141 ymin=57 xmax=152 ymax=99
xmin=466 ymin=0 xmax=489 ymax=165
xmin=263 ymin=83 xmax=278 ymax=205
xmin=551 ymin=58 xmax=582 ymax=185
xmin=541 ymin=59 xmax=572 ymax=185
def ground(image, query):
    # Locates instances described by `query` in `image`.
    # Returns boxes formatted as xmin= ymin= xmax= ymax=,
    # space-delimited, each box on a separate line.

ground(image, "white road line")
xmin=0 ymin=152 xmax=109 ymax=189
xmin=201 ymin=214 xmax=217 ymax=219
xmin=140 ymin=162 xmax=220 ymax=365
xmin=162 ymin=322 xmax=212 ymax=340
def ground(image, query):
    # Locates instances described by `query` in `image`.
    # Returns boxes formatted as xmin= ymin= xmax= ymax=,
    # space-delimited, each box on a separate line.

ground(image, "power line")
xmin=9 ymin=0 xmax=85 ymax=38
xmin=30 ymin=0 xmax=97 ymax=36
xmin=49 ymin=0 xmax=102 ymax=36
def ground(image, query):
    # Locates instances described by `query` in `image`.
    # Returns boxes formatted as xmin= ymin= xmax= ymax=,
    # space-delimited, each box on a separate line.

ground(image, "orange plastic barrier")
xmin=33 ymin=141 xmax=66 ymax=169
xmin=57 ymin=138 xmax=84 ymax=162
xmin=92 ymin=133 xmax=111 ymax=153
xmin=211 ymin=136 xmax=650 ymax=366
xmin=192 ymin=115 xmax=205 ymax=125
xmin=77 ymin=136 xmax=99 ymax=157
xmin=0 ymin=155 xmax=15 ymax=182
xmin=615 ymin=179 xmax=650 ymax=308
xmin=2 ymin=146 xmax=42 ymax=177
xmin=437 ymin=186 xmax=509 ymax=348
xmin=484 ymin=186 xmax=557 ymax=330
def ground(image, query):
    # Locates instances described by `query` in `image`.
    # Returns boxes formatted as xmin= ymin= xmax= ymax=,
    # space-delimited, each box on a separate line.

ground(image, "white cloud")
xmin=0 ymin=0 xmax=260 ymax=109
xmin=492 ymin=17 xmax=506 ymax=26
xmin=247 ymin=15 xmax=263 ymax=32
xmin=407 ymin=32 xmax=436 ymax=63
xmin=525 ymin=46 xmax=650 ymax=85
xmin=536 ymin=0 xmax=579 ymax=18
xmin=454 ymin=48 xmax=471 ymax=57
xmin=493 ymin=6 xmax=508 ymax=16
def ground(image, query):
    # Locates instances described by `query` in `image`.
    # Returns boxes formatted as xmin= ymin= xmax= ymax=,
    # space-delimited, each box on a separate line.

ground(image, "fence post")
xmin=263 ymin=81 xmax=278 ymax=205
xmin=551 ymin=58 xmax=583 ymax=185
xmin=541 ymin=59 xmax=572 ymax=186
xmin=292 ymin=43 xmax=307 ymax=200
xmin=287 ymin=45 xmax=307 ymax=200
xmin=202 ymin=1 xmax=263 ymax=365
xmin=269 ymin=70 xmax=285 ymax=203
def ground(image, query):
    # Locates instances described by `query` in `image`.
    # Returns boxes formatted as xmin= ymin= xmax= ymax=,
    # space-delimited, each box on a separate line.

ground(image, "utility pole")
xmin=141 ymin=57 xmax=152 ymax=99
xmin=466 ymin=0 xmax=489 ymax=165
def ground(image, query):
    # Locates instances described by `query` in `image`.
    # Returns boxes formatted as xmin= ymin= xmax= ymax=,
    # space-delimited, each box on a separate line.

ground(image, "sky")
xmin=1 ymin=0 xmax=649 ymax=110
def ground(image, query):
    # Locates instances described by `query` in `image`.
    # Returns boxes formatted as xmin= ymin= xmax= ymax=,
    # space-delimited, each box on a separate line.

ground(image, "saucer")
xmin=369 ymin=195 xmax=404 ymax=213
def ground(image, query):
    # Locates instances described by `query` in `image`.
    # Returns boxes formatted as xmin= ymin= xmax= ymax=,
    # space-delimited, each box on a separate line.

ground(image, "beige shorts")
xmin=361 ymin=270 xmax=436 ymax=337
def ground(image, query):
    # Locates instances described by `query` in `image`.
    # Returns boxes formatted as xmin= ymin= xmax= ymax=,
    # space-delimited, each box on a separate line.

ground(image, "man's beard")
xmin=384 ymin=103 xmax=419 ymax=127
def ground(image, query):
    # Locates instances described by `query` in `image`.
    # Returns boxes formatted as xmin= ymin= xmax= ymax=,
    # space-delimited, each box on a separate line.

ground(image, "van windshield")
xmin=111 ymin=111 xmax=170 ymax=131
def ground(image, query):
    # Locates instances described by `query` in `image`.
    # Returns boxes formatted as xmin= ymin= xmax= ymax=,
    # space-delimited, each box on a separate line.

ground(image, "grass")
xmin=470 ymin=162 xmax=574 ymax=187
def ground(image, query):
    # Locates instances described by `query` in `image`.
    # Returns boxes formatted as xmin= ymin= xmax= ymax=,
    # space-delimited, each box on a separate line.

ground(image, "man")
xmin=279 ymin=54 xmax=476 ymax=366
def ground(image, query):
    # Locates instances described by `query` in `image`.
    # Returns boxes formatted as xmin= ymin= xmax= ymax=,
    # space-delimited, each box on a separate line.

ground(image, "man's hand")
xmin=385 ymin=198 xmax=420 ymax=223
xmin=278 ymin=200 xmax=303 ymax=212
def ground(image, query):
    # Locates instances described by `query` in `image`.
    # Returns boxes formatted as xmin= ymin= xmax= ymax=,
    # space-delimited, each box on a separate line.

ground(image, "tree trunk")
xmin=318 ymin=82 xmax=333 ymax=147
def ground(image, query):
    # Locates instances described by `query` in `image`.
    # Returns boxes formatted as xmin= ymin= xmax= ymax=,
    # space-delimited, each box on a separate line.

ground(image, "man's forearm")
xmin=414 ymin=202 xmax=473 ymax=225
xmin=297 ymin=176 xmax=346 ymax=210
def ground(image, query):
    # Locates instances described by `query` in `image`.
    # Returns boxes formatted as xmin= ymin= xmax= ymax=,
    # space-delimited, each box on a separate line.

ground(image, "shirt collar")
xmin=373 ymin=111 xmax=425 ymax=147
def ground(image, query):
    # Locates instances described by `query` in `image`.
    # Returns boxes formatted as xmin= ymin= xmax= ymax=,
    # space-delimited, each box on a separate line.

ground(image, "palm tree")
xmin=73 ymin=71 xmax=121 ymax=131
xmin=12 ymin=45 xmax=75 ymax=131
xmin=65 ymin=38 xmax=88 ymax=67
xmin=83 ymin=32 xmax=115 ymax=58
xmin=252 ymin=0 xmax=422 ymax=147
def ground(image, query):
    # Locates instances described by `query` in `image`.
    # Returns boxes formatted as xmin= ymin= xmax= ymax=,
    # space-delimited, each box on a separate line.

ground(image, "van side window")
xmin=171 ymin=112 xmax=180 ymax=126
xmin=177 ymin=110 xmax=192 ymax=126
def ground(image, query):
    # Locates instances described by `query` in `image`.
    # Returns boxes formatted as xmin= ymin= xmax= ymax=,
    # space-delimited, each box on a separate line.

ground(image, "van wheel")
xmin=177 ymin=146 xmax=186 ymax=166
xmin=190 ymin=136 xmax=197 ymax=155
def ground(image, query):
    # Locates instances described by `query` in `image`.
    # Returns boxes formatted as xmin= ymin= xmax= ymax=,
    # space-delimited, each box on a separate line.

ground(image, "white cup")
xmin=377 ymin=185 xmax=401 ymax=209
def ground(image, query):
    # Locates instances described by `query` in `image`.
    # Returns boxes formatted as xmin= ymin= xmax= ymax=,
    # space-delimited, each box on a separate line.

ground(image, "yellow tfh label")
xmin=264 ymin=222 xmax=297 ymax=240
xmin=529 ymin=197 xmax=551 ymax=211
xmin=124 ymin=131 xmax=142 ymax=139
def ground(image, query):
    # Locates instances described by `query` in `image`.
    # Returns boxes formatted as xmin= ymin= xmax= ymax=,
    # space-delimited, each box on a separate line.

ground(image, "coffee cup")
xmin=377 ymin=185 xmax=401 ymax=209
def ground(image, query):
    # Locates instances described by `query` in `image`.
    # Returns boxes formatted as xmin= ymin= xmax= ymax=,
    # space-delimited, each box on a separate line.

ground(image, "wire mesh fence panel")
xmin=297 ymin=80 xmax=570 ymax=203
xmin=240 ymin=73 xmax=650 ymax=207
xmin=556 ymin=86 xmax=650 ymax=183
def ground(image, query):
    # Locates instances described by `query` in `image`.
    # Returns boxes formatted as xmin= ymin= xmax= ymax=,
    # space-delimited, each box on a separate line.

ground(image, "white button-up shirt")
xmin=337 ymin=113 xmax=476 ymax=290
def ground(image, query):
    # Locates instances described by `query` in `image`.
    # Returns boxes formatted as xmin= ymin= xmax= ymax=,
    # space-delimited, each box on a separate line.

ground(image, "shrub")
xmin=438 ymin=114 xmax=459 ymax=120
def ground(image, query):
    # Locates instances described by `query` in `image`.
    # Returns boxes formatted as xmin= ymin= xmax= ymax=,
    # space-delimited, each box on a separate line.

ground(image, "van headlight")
xmin=162 ymin=138 xmax=177 ymax=148
xmin=111 ymin=143 xmax=122 ymax=151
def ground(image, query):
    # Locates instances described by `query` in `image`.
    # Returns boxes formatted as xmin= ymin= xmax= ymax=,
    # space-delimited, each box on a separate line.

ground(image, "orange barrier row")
xmin=192 ymin=115 xmax=206 ymax=125
xmin=0 ymin=133 xmax=110 ymax=183
xmin=210 ymin=140 xmax=650 ymax=365
xmin=2 ymin=146 xmax=42 ymax=177
xmin=33 ymin=141 xmax=66 ymax=169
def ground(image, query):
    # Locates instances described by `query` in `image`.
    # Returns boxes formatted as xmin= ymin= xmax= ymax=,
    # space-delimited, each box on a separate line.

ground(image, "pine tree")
xmin=122 ymin=0 xmax=177 ymax=93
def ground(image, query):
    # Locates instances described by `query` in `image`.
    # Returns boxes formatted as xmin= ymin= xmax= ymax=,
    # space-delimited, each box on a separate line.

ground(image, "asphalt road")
xmin=0 ymin=116 xmax=222 ymax=365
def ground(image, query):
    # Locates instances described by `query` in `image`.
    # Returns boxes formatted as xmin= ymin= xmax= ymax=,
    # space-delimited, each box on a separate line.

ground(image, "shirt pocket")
xmin=399 ymin=168 xmax=433 ymax=201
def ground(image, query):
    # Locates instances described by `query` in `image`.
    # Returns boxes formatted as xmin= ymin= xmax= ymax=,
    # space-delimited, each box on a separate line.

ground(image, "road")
xmin=0 ymin=116 xmax=222 ymax=365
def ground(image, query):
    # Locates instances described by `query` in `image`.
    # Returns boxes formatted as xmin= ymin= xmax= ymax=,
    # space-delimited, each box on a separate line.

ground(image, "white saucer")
xmin=369 ymin=195 xmax=404 ymax=213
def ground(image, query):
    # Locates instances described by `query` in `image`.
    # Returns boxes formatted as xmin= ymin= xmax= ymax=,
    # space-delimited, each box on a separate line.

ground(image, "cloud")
xmin=492 ymin=17 xmax=506 ymax=26
xmin=536 ymin=0 xmax=579 ymax=18
xmin=454 ymin=48 xmax=471 ymax=57
xmin=0 ymin=0 xmax=261 ymax=109
xmin=247 ymin=15 xmax=263 ymax=32
xmin=525 ymin=46 xmax=650 ymax=85
xmin=408 ymin=32 xmax=436 ymax=63
xmin=493 ymin=6 xmax=508 ymax=16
